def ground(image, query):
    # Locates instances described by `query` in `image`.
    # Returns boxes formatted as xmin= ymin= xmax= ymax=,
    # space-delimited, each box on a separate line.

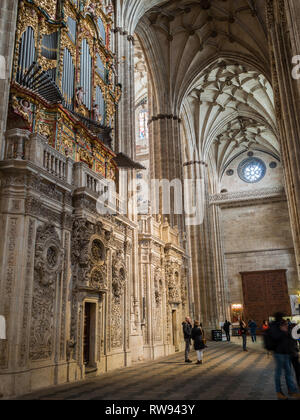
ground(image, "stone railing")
xmin=209 ymin=187 xmax=286 ymax=205
xmin=73 ymin=161 xmax=126 ymax=214
xmin=4 ymin=128 xmax=126 ymax=214
xmin=73 ymin=162 xmax=105 ymax=193
xmin=162 ymin=223 xmax=180 ymax=246
xmin=4 ymin=128 xmax=31 ymax=160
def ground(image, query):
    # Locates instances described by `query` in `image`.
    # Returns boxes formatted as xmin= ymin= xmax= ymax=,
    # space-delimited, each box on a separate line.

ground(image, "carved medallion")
xmin=91 ymin=239 xmax=105 ymax=262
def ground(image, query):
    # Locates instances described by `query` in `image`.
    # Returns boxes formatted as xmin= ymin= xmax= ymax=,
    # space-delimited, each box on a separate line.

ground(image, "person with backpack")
xmin=248 ymin=319 xmax=257 ymax=343
xmin=223 ymin=320 xmax=231 ymax=342
xmin=265 ymin=312 xmax=300 ymax=400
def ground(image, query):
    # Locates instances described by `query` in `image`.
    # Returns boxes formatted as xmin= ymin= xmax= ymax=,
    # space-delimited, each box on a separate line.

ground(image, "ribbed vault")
xmin=182 ymin=60 xmax=278 ymax=184
xmin=135 ymin=0 xmax=270 ymax=115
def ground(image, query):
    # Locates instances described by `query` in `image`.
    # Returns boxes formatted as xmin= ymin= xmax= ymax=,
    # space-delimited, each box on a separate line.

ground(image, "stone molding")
xmin=210 ymin=187 xmax=286 ymax=206
xmin=147 ymin=114 xmax=182 ymax=125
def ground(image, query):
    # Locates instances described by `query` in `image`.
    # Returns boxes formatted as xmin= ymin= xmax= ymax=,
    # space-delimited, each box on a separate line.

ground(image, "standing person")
xmin=182 ymin=317 xmax=193 ymax=363
xmin=223 ymin=320 xmax=231 ymax=342
xmin=248 ymin=320 xmax=258 ymax=343
xmin=289 ymin=323 xmax=300 ymax=388
xmin=262 ymin=320 xmax=269 ymax=332
xmin=192 ymin=321 xmax=206 ymax=365
xmin=240 ymin=320 xmax=248 ymax=351
xmin=262 ymin=320 xmax=270 ymax=357
xmin=268 ymin=313 xmax=300 ymax=400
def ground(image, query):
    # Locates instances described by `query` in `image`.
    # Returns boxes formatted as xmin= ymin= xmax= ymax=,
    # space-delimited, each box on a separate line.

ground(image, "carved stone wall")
xmin=29 ymin=224 xmax=63 ymax=361
xmin=138 ymin=216 xmax=188 ymax=360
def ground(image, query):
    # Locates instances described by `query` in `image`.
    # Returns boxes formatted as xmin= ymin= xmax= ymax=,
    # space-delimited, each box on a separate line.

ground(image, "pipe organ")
xmin=9 ymin=0 xmax=121 ymax=180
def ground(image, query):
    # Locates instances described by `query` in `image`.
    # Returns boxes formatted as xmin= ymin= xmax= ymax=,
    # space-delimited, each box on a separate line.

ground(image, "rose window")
xmin=238 ymin=157 xmax=266 ymax=183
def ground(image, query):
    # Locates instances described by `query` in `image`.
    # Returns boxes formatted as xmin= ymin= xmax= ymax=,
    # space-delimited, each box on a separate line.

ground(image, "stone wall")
xmin=221 ymin=151 xmax=283 ymax=194
xmin=221 ymin=200 xmax=298 ymax=306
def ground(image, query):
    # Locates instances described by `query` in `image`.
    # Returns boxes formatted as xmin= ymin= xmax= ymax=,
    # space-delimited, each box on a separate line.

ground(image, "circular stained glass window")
xmin=238 ymin=157 xmax=266 ymax=183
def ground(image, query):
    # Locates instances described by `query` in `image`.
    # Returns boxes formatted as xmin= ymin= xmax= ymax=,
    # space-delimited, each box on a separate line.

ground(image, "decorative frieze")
xmin=210 ymin=187 xmax=286 ymax=206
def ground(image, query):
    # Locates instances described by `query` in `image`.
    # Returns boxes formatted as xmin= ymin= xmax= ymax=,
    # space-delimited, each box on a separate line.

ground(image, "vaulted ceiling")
xmin=135 ymin=0 xmax=270 ymax=109
xmin=182 ymin=60 xmax=278 ymax=181
xmin=131 ymin=0 xmax=277 ymax=184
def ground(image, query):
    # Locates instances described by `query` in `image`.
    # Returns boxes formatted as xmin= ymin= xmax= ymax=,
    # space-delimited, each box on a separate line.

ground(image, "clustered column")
xmin=266 ymin=0 xmax=300 ymax=282
xmin=0 ymin=0 xmax=19 ymax=158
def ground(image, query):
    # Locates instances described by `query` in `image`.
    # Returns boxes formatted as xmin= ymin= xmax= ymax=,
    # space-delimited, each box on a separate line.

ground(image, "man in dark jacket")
xmin=223 ymin=320 xmax=231 ymax=342
xmin=182 ymin=317 xmax=193 ymax=363
xmin=269 ymin=312 xmax=300 ymax=400
xmin=248 ymin=320 xmax=258 ymax=343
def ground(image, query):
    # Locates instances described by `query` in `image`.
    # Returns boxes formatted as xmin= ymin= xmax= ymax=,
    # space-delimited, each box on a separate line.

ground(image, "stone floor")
xmin=17 ymin=339 xmax=292 ymax=401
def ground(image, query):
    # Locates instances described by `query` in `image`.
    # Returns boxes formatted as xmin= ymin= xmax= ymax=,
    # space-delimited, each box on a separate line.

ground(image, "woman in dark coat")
xmin=192 ymin=321 xmax=206 ymax=364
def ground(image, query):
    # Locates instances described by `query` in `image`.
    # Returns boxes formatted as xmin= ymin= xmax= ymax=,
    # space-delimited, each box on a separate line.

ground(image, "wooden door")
xmin=240 ymin=270 xmax=291 ymax=328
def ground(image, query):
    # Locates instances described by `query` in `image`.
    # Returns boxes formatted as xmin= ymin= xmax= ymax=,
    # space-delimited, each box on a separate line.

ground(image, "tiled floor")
xmin=18 ymin=340 xmax=291 ymax=400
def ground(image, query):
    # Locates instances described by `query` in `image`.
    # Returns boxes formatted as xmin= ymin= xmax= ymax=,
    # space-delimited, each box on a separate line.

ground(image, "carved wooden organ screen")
xmin=10 ymin=0 xmax=121 ymax=180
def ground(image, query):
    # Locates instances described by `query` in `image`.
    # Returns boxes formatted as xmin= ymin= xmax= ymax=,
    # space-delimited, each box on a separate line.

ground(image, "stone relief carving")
xmin=71 ymin=219 xmax=110 ymax=291
xmin=154 ymin=268 xmax=162 ymax=306
xmin=20 ymin=219 xmax=35 ymax=366
xmin=112 ymin=249 xmax=127 ymax=302
xmin=29 ymin=223 xmax=63 ymax=361
xmin=111 ymin=248 xmax=127 ymax=348
xmin=165 ymin=261 xmax=182 ymax=304
xmin=90 ymin=268 xmax=107 ymax=290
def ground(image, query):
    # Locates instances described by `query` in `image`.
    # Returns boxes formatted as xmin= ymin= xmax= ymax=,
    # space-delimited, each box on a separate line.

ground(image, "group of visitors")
xmin=183 ymin=313 xmax=299 ymax=399
xmin=182 ymin=317 xmax=206 ymax=365
xmin=263 ymin=312 xmax=300 ymax=400
xmin=222 ymin=314 xmax=300 ymax=400
xmin=222 ymin=319 xmax=266 ymax=350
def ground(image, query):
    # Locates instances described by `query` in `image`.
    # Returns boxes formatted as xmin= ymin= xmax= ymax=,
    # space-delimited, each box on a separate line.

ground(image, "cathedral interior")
xmin=0 ymin=0 xmax=300 ymax=399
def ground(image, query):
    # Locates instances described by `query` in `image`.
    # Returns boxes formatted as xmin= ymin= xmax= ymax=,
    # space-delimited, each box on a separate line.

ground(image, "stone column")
xmin=0 ymin=175 xmax=36 ymax=397
xmin=113 ymin=15 xmax=143 ymax=356
xmin=186 ymin=164 xmax=222 ymax=333
xmin=0 ymin=0 xmax=19 ymax=159
xmin=266 ymin=0 xmax=300 ymax=281
xmin=148 ymin=115 xmax=184 ymax=232
xmin=210 ymin=204 xmax=231 ymax=321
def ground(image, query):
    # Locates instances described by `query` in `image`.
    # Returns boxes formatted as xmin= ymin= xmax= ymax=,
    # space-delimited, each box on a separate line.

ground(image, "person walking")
xmin=192 ymin=321 xmax=206 ymax=365
xmin=268 ymin=312 xmax=300 ymax=400
xmin=223 ymin=320 xmax=231 ymax=342
xmin=248 ymin=320 xmax=258 ymax=343
xmin=239 ymin=320 xmax=248 ymax=351
xmin=182 ymin=317 xmax=193 ymax=363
